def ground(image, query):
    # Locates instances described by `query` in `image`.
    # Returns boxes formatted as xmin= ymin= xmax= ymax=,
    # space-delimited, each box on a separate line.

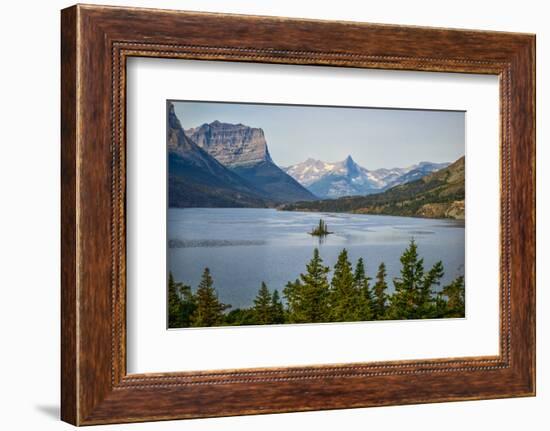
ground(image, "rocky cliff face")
xmin=168 ymin=104 xmax=215 ymax=166
xmin=185 ymin=121 xmax=273 ymax=167
xmin=184 ymin=120 xmax=316 ymax=202
xmin=167 ymin=104 xmax=270 ymax=208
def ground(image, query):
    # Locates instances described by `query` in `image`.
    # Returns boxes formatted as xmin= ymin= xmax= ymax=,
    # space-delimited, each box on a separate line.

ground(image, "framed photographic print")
xmin=61 ymin=4 xmax=535 ymax=425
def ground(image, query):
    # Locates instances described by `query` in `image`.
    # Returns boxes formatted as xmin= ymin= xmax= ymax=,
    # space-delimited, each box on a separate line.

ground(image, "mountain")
xmin=284 ymin=156 xmax=449 ymax=198
xmin=391 ymin=161 xmax=451 ymax=187
xmin=185 ymin=121 xmax=273 ymax=167
xmin=185 ymin=121 xmax=316 ymax=202
xmin=281 ymin=156 xmax=465 ymax=220
xmin=167 ymin=104 xmax=270 ymax=208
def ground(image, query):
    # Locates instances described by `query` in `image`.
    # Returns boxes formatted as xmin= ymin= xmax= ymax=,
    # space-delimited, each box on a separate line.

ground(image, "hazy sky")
xmin=172 ymin=100 xmax=464 ymax=169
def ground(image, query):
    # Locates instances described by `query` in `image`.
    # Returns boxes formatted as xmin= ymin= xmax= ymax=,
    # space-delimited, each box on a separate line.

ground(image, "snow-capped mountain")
xmin=284 ymin=156 xmax=450 ymax=199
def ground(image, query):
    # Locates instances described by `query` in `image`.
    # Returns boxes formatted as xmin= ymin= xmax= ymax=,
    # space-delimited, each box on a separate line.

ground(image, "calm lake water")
xmin=168 ymin=208 xmax=465 ymax=309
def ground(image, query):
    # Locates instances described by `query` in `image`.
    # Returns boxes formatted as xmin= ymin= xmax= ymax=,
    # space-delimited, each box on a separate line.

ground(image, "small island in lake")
xmin=309 ymin=219 xmax=333 ymax=236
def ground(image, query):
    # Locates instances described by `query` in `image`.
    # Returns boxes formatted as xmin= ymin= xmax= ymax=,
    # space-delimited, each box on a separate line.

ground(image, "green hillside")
xmin=281 ymin=157 xmax=465 ymax=220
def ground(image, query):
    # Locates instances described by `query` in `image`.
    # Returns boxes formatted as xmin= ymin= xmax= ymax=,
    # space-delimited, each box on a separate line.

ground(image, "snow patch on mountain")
xmin=283 ymin=156 xmax=450 ymax=198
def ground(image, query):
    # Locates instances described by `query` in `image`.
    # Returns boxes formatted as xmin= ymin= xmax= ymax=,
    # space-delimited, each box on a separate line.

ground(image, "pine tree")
xmin=167 ymin=272 xmax=195 ymax=328
xmin=372 ymin=263 xmax=389 ymax=320
xmin=330 ymin=249 xmax=362 ymax=321
xmin=417 ymin=260 xmax=444 ymax=318
xmin=388 ymin=239 xmax=447 ymax=320
xmin=270 ymin=289 xmax=285 ymax=324
xmin=388 ymin=239 xmax=425 ymax=320
xmin=441 ymin=275 xmax=465 ymax=317
xmin=253 ymin=282 xmax=273 ymax=324
xmin=168 ymin=272 xmax=183 ymax=328
xmin=283 ymin=248 xmax=330 ymax=323
xmin=190 ymin=268 xmax=230 ymax=327
xmin=283 ymin=279 xmax=303 ymax=322
xmin=354 ymin=257 xmax=374 ymax=320
xmin=433 ymin=292 xmax=450 ymax=318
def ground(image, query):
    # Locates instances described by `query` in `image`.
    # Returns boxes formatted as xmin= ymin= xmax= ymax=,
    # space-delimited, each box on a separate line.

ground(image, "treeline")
xmin=168 ymin=239 xmax=465 ymax=328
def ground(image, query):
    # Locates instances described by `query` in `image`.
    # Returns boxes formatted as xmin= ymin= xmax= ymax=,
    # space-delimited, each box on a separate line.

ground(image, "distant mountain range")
xmin=168 ymin=103 xmax=315 ymax=208
xmin=284 ymin=156 xmax=450 ymax=199
xmin=281 ymin=156 xmax=465 ymax=220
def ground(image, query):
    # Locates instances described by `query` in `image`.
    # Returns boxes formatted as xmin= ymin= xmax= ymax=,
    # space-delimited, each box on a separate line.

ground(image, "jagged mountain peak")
xmin=344 ymin=155 xmax=360 ymax=176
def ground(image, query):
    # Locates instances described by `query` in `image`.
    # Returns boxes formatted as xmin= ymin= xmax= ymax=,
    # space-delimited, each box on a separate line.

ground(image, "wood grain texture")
xmin=60 ymin=4 xmax=535 ymax=425
xmin=60 ymin=5 xmax=78 ymax=425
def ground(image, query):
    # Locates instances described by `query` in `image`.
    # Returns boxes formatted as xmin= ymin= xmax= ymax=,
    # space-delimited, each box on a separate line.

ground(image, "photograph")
xmin=167 ymin=100 xmax=466 ymax=328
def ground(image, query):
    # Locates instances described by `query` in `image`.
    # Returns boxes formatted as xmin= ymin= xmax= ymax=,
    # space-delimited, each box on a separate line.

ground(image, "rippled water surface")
xmin=168 ymin=208 xmax=465 ymax=309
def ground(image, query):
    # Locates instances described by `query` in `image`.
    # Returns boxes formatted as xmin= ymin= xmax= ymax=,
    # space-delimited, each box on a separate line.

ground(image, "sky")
xmin=172 ymin=100 xmax=465 ymax=169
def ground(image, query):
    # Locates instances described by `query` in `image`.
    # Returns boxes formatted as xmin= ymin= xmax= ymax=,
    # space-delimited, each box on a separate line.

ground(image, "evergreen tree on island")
xmin=284 ymin=248 xmax=330 ymax=323
xmin=190 ymin=268 xmax=230 ymax=327
xmin=309 ymin=219 xmax=332 ymax=236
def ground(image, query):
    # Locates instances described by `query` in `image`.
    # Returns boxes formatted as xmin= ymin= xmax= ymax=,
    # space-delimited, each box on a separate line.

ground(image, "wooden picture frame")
xmin=61 ymin=4 xmax=535 ymax=425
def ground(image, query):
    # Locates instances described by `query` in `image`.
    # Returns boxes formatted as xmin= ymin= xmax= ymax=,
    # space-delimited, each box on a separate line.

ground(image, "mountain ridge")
xmin=284 ymin=156 xmax=450 ymax=198
xmin=281 ymin=156 xmax=465 ymax=220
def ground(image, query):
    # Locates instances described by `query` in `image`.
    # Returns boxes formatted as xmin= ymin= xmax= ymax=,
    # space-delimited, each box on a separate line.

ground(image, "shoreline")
xmin=277 ymin=206 xmax=465 ymax=223
xmin=168 ymin=205 xmax=465 ymax=223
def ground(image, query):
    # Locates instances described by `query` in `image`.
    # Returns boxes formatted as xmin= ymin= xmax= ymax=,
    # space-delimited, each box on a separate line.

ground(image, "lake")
xmin=168 ymin=208 xmax=465 ymax=309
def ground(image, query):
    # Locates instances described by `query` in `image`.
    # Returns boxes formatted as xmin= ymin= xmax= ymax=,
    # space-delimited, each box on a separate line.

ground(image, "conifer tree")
xmin=433 ymin=292 xmax=450 ymax=319
xmin=168 ymin=272 xmax=183 ymax=328
xmin=354 ymin=257 xmax=374 ymax=320
xmin=388 ymin=239 xmax=448 ymax=320
xmin=168 ymin=272 xmax=195 ymax=328
xmin=417 ymin=260 xmax=444 ymax=318
xmin=270 ymin=289 xmax=285 ymax=324
xmin=388 ymin=239 xmax=425 ymax=320
xmin=190 ymin=268 xmax=230 ymax=327
xmin=372 ymin=262 xmax=389 ymax=320
xmin=330 ymin=249 xmax=362 ymax=321
xmin=441 ymin=275 xmax=465 ymax=317
xmin=283 ymin=278 xmax=303 ymax=322
xmin=283 ymin=248 xmax=330 ymax=323
xmin=253 ymin=282 xmax=273 ymax=324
